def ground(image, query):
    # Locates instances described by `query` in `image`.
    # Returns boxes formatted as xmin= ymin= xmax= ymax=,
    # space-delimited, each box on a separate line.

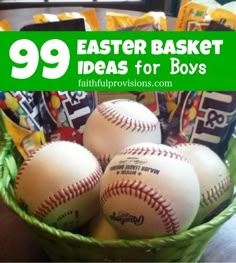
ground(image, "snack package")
xmin=106 ymin=11 xmax=167 ymax=31
xmin=57 ymin=9 xmax=100 ymax=31
xmin=33 ymin=13 xmax=59 ymax=23
xmin=176 ymin=2 xmax=236 ymax=31
xmin=180 ymin=0 xmax=221 ymax=9
xmin=34 ymin=9 xmax=100 ymax=31
xmin=34 ymin=91 xmax=92 ymax=144
xmin=176 ymin=2 xmax=211 ymax=31
xmin=164 ymin=92 xmax=236 ymax=159
xmin=0 ymin=92 xmax=45 ymax=159
xmin=210 ymin=8 xmax=236 ymax=29
xmin=0 ymin=20 xmax=12 ymax=31
xmin=90 ymin=92 xmax=169 ymax=142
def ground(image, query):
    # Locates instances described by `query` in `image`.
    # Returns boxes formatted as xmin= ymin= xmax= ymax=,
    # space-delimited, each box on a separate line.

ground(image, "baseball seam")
xmin=15 ymin=146 xmax=44 ymax=190
xmin=14 ymin=141 xmax=103 ymax=221
xmin=97 ymin=103 xmax=159 ymax=133
xmin=15 ymin=141 xmax=77 ymax=190
xmin=98 ymin=154 xmax=112 ymax=167
xmin=173 ymin=143 xmax=212 ymax=150
xmin=120 ymin=146 xmax=187 ymax=162
xmin=201 ymin=176 xmax=232 ymax=208
xmin=100 ymin=180 xmax=180 ymax=235
xmin=34 ymin=166 xmax=102 ymax=220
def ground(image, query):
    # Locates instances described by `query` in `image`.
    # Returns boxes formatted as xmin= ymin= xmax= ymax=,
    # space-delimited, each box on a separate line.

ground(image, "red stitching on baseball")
xmin=98 ymin=154 xmax=112 ymax=167
xmin=173 ymin=143 xmax=210 ymax=149
xmin=14 ymin=141 xmax=103 ymax=220
xmin=100 ymin=180 xmax=180 ymax=234
xmin=97 ymin=103 xmax=160 ymax=133
xmin=120 ymin=146 xmax=186 ymax=161
xmin=201 ymin=176 xmax=232 ymax=208
xmin=14 ymin=146 xmax=44 ymax=191
xmin=34 ymin=166 xmax=102 ymax=220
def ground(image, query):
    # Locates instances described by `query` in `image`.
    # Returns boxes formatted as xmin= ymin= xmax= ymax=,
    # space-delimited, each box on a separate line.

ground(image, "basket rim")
xmin=2 ymin=184 xmax=235 ymax=247
xmin=0 ymin=133 xmax=236 ymax=247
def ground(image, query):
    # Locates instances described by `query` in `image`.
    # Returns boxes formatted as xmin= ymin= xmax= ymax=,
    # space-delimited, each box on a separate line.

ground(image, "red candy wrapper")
xmin=35 ymin=91 xmax=92 ymax=144
xmin=165 ymin=91 xmax=236 ymax=159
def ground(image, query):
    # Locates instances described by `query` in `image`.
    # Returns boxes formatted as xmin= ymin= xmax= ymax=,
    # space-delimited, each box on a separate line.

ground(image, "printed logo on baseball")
xmin=175 ymin=143 xmax=234 ymax=226
xmin=100 ymin=143 xmax=200 ymax=238
xmin=83 ymin=99 xmax=161 ymax=168
xmin=14 ymin=141 xmax=103 ymax=231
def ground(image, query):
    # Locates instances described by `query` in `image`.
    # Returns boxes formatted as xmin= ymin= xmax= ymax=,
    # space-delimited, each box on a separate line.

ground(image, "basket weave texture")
xmin=0 ymin=111 xmax=236 ymax=262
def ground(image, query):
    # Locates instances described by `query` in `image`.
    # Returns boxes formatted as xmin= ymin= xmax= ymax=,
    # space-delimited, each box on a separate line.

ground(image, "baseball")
xmin=83 ymin=99 xmax=161 ymax=168
xmin=174 ymin=143 xmax=234 ymax=226
xmin=100 ymin=143 xmax=200 ymax=238
xmin=14 ymin=141 xmax=103 ymax=231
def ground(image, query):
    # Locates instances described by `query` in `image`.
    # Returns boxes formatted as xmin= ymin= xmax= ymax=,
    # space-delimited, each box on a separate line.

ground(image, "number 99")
xmin=9 ymin=39 xmax=70 ymax=79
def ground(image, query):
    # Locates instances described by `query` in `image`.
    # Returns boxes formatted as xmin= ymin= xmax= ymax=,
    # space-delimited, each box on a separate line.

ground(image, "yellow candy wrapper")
xmin=57 ymin=9 xmax=100 ymax=31
xmin=56 ymin=12 xmax=90 ymax=31
xmin=33 ymin=13 xmax=60 ymax=23
xmin=176 ymin=1 xmax=236 ymax=31
xmin=210 ymin=8 xmax=236 ymax=30
xmin=34 ymin=9 xmax=100 ymax=31
xmin=0 ymin=19 xmax=12 ymax=31
xmin=2 ymin=114 xmax=45 ymax=159
xmin=80 ymin=9 xmax=100 ymax=31
xmin=176 ymin=2 xmax=210 ymax=31
xmin=106 ymin=11 xmax=167 ymax=31
xmin=180 ymin=0 xmax=221 ymax=9
xmin=0 ymin=92 xmax=45 ymax=159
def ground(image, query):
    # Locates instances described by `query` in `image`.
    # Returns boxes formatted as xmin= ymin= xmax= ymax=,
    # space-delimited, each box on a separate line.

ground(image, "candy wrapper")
xmin=176 ymin=2 xmax=236 ymax=31
xmin=210 ymin=7 xmax=236 ymax=29
xmin=0 ymin=92 xmax=45 ymax=159
xmin=34 ymin=9 xmax=100 ymax=31
xmin=0 ymin=20 xmax=12 ymax=31
xmin=57 ymin=9 xmax=100 ymax=31
xmin=34 ymin=91 xmax=92 ymax=144
xmin=176 ymin=2 xmax=211 ymax=31
xmin=164 ymin=92 xmax=236 ymax=159
xmin=89 ymin=92 xmax=169 ymax=142
xmin=106 ymin=11 xmax=167 ymax=31
xmin=32 ymin=13 xmax=59 ymax=23
xmin=180 ymin=0 xmax=221 ymax=9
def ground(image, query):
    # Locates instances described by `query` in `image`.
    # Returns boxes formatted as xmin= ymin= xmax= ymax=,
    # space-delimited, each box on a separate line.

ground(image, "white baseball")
xmin=100 ymin=143 xmax=200 ymax=238
xmin=14 ymin=141 xmax=103 ymax=231
xmin=83 ymin=99 xmax=161 ymax=168
xmin=174 ymin=143 xmax=234 ymax=226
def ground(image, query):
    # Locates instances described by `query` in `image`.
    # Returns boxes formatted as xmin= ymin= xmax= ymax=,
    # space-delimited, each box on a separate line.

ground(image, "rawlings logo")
xmin=110 ymin=211 xmax=144 ymax=226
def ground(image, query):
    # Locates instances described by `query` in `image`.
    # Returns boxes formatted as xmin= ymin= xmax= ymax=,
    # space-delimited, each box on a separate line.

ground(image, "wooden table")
xmin=0 ymin=6 xmax=236 ymax=262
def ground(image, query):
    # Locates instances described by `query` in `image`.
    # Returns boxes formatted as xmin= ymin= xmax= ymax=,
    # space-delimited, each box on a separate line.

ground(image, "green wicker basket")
xmin=0 ymin=111 xmax=236 ymax=262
